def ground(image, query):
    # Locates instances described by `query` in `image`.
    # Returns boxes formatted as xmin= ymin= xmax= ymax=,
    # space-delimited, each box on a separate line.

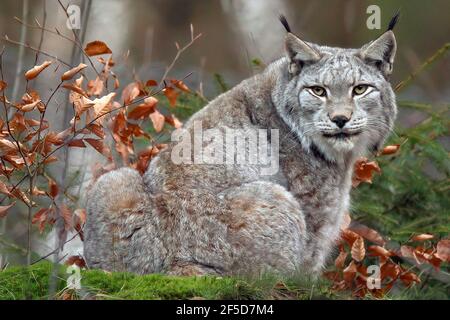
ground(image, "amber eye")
xmin=310 ymin=86 xmax=326 ymax=97
xmin=353 ymin=85 xmax=368 ymax=96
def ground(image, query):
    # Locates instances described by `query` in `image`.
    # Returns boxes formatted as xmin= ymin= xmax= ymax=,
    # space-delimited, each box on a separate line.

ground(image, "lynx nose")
xmin=331 ymin=115 xmax=350 ymax=128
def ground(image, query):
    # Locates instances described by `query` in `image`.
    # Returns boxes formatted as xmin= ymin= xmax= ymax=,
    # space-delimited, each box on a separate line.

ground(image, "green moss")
xmin=0 ymin=262 xmax=341 ymax=300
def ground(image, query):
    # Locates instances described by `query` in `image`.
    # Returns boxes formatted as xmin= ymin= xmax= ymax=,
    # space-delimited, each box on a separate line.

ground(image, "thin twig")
xmin=3 ymin=36 xmax=72 ymax=67
xmin=159 ymin=24 xmax=201 ymax=84
xmin=11 ymin=0 xmax=29 ymax=103
xmin=395 ymin=43 xmax=450 ymax=92
xmin=56 ymin=0 xmax=100 ymax=77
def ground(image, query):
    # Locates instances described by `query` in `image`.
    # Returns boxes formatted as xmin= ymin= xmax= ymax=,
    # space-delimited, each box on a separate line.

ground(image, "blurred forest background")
xmin=0 ymin=0 xmax=448 ymax=299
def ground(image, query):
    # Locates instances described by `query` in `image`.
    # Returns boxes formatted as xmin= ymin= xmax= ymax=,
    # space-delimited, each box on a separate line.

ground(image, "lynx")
xmin=84 ymin=15 xmax=399 ymax=276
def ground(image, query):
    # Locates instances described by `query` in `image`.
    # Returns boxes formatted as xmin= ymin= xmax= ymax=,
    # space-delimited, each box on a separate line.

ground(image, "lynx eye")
xmin=353 ymin=85 xmax=368 ymax=96
xmin=309 ymin=86 xmax=326 ymax=97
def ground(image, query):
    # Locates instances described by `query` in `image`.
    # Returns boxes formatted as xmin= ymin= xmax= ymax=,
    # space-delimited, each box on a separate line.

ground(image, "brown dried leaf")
xmin=60 ymin=204 xmax=72 ymax=230
xmin=164 ymin=114 xmax=182 ymax=128
xmin=400 ymin=272 xmax=420 ymax=286
xmin=127 ymin=97 xmax=158 ymax=120
xmin=150 ymin=109 xmax=165 ymax=133
xmin=163 ymin=87 xmax=178 ymax=106
xmin=122 ymin=82 xmax=142 ymax=105
xmin=367 ymin=245 xmax=392 ymax=257
xmin=48 ymin=178 xmax=59 ymax=198
xmin=335 ymin=246 xmax=348 ymax=269
xmin=0 ymin=138 xmax=18 ymax=156
xmin=65 ymin=255 xmax=86 ymax=268
xmin=84 ymin=41 xmax=112 ymax=56
xmin=0 ymin=80 xmax=6 ymax=91
xmin=62 ymin=83 xmax=89 ymax=98
xmin=61 ymin=63 xmax=88 ymax=81
xmin=25 ymin=60 xmax=52 ymax=80
xmin=85 ymin=138 xmax=112 ymax=160
xmin=352 ymin=157 xmax=381 ymax=187
xmin=349 ymin=223 xmax=386 ymax=246
xmin=170 ymin=79 xmax=190 ymax=93
xmin=68 ymin=139 xmax=86 ymax=148
xmin=380 ymin=144 xmax=400 ymax=155
xmin=411 ymin=234 xmax=434 ymax=241
xmin=0 ymin=202 xmax=15 ymax=218
xmin=145 ymin=79 xmax=157 ymax=87
xmin=0 ymin=181 xmax=12 ymax=197
xmin=87 ymin=77 xmax=104 ymax=96
xmin=351 ymin=236 xmax=365 ymax=262
xmin=436 ymin=239 xmax=450 ymax=262
xmin=32 ymin=208 xmax=50 ymax=233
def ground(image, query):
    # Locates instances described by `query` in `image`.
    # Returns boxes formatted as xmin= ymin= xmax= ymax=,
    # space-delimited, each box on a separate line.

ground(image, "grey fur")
xmin=84 ymin=25 xmax=397 ymax=276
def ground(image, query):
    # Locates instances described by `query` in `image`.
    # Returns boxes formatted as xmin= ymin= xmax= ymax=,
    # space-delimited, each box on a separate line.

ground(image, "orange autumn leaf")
xmin=150 ymin=109 xmax=165 ymax=132
xmin=163 ymin=87 xmax=179 ymax=106
xmin=87 ymin=124 xmax=105 ymax=139
xmin=367 ymin=245 xmax=392 ymax=257
xmin=411 ymin=233 xmax=434 ymax=241
xmin=343 ymin=260 xmax=358 ymax=284
xmin=60 ymin=204 xmax=73 ymax=230
xmin=400 ymin=272 xmax=421 ymax=286
xmin=122 ymin=82 xmax=142 ymax=105
xmin=127 ymin=97 xmax=158 ymax=120
xmin=62 ymin=83 xmax=89 ymax=98
xmin=380 ymin=144 xmax=400 ymax=155
xmin=335 ymin=246 xmax=348 ymax=269
xmin=351 ymin=236 xmax=365 ymax=262
xmin=352 ymin=157 xmax=381 ymax=187
xmin=61 ymin=63 xmax=88 ymax=81
xmin=436 ymin=239 xmax=450 ymax=262
xmin=84 ymin=40 xmax=112 ymax=56
xmin=348 ymin=223 xmax=386 ymax=246
xmin=165 ymin=114 xmax=182 ymax=128
xmin=145 ymin=79 xmax=158 ymax=87
xmin=0 ymin=202 xmax=15 ymax=218
xmin=32 ymin=208 xmax=50 ymax=233
xmin=48 ymin=178 xmax=59 ymax=198
xmin=170 ymin=79 xmax=190 ymax=92
xmin=65 ymin=255 xmax=86 ymax=268
xmin=19 ymin=99 xmax=42 ymax=112
xmin=68 ymin=139 xmax=87 ymax=148
xmin=0 ymin=138 xmax=18 ymax=156
xmin=0 ymin=80 xmax=7 ymax=91
xmin=91 ymin=92 xmax=116 ymax=122
xmin=87 ymin=77 xmax=104 ymax=96
xmin=340 ymin=228 xmax=359 ymax=246
xmin=0 ymin=181 xmax=12 ymax=197
xmin=25 ymin=60 xmax=52 ymax=80
xmin=85 ymin=138 xmax=112 ymax=160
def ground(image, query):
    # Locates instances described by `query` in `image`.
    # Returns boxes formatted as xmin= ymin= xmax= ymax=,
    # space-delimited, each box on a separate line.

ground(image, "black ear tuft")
xmin=387 ymin=10 xmax=400 ymax=31
xmin=279 ymin=14 xmax=291 ymax=33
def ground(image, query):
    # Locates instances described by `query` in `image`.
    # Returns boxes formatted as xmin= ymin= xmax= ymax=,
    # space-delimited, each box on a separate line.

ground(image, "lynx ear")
xmin=359 ymin=12 xmax=399 ymax=77
xmin=360 ymin=31 xmax=397 ymax=76
xmin=280 ymin=15 xmax=320 ymax=75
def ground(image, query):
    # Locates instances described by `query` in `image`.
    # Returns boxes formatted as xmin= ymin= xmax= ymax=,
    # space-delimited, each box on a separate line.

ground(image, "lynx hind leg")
xmin=223 ymin=181 xmax=308 ymax=276
xmin=84 ymin=167 xmax=150 ymax=272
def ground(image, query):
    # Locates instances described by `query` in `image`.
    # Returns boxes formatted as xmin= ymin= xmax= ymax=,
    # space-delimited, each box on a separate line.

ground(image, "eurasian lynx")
xmin=84 ymin=15 xmax=398 ymax=276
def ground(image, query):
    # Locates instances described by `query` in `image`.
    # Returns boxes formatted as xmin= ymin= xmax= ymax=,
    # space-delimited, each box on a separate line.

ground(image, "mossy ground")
xmin=0 ymin=262 xmax=341 ymax=300
xmin=2 ymin=262 xmax=445 ymax=300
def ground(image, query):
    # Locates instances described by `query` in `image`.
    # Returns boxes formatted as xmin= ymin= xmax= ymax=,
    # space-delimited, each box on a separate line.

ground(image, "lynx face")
xmin=274 ymin=27 xmax=398 ymax=162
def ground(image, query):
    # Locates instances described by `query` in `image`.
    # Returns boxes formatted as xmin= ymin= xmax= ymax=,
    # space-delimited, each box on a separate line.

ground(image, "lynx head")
xmin=273 ymin=14 xmax=399 ymax=163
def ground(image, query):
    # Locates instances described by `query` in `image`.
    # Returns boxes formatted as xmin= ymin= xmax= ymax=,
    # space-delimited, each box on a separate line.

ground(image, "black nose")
xmin=331 ymin=115 xmax=350 ymax=128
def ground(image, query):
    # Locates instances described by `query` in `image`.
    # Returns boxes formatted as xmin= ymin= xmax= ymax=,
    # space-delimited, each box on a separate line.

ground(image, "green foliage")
xmin=352 ymin=104 xmax=450 ymax=241
xmin=213 ymin=73 xmax=229 ymax=94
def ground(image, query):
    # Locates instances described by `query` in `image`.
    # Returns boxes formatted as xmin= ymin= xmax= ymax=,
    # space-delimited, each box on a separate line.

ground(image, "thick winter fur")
xmin=85 ymin=19 xmax=398 ymax=276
